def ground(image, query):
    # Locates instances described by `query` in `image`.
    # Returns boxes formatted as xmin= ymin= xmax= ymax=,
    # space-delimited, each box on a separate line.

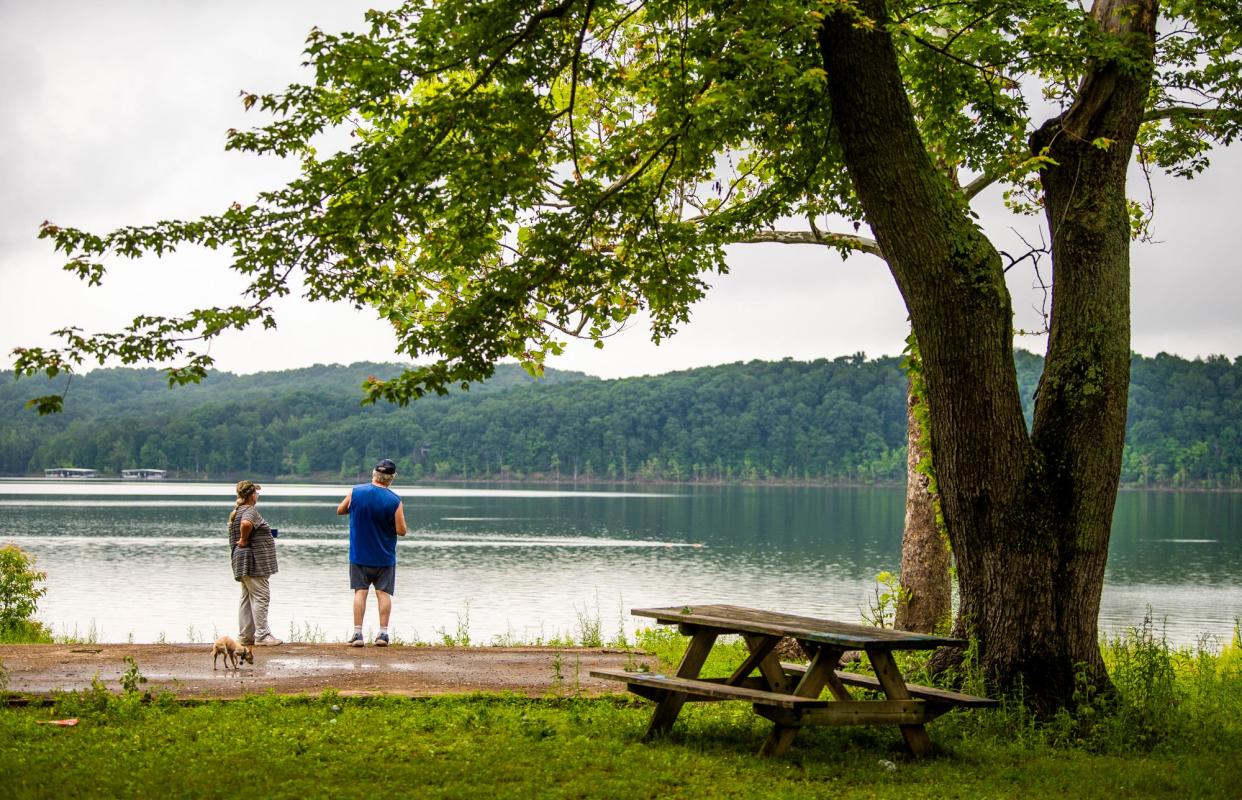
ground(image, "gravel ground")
xmin=0 ymin=643 xmax=654 ymax=700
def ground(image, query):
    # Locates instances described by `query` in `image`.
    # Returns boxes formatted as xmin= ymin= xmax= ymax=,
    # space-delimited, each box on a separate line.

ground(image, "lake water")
xmin=1 ymin=481 xmax=1239 ymax=647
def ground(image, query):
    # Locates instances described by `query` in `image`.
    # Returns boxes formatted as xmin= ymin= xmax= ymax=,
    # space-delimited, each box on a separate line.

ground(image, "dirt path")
xmin=0 ymin=644 xmax=653 ymax=700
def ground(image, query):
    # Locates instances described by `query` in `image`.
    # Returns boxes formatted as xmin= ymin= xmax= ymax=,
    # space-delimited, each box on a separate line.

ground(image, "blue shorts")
xmin=349 ymin=563 xmax=396 ymax=595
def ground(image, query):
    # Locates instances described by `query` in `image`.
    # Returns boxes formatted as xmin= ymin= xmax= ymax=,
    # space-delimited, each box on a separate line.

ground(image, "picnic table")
xmin=591 ymin=604 xmax=997 ymax=757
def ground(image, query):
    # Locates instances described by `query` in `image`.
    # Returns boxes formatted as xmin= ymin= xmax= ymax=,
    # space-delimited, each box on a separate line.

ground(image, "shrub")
xmin=0 ymin=544 xmax=49 ymax=638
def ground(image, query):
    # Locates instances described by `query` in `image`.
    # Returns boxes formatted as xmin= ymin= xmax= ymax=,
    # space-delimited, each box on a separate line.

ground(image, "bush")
xmin=0 ymin=618 xmax=53 ymax=644
xmin=0 ymin=543 xmax=49 ymax=639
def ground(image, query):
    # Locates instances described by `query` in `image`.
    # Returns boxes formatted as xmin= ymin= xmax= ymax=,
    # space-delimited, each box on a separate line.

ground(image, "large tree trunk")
xmin=896 ymin=373 xmax=952 ymax=634
xmin=817 ymin=0 xmax=1156 ymax=712
xmin=1026 ymin=0 xmax=1158 ymax=694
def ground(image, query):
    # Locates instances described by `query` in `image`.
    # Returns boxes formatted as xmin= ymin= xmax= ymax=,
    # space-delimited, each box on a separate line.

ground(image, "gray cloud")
xmin=2 ymin=1 xmax=1237 ymax=381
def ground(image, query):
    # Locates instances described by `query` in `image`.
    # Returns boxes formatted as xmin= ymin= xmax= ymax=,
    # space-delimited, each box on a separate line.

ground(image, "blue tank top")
xmin=348 ymin=483 xmax=402 ymax=566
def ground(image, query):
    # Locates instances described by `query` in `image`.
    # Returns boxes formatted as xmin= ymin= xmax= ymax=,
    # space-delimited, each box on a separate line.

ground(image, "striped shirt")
xmin=228 ymin=505 xmax=279 ymax=579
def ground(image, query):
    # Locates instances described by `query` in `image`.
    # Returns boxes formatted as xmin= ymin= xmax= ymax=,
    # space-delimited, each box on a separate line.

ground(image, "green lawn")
xmin=1 ymin=691 xmax=1238 ymax=799
xmin=2 ymin=623 xmax=1239 ymax=799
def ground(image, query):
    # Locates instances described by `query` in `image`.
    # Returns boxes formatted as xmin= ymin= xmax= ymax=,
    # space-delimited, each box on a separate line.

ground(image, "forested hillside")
xmin=1122 ymin=354 xmax=1242 ymax=485
xmin=2 ymin=352 xmax=1238 ymax=486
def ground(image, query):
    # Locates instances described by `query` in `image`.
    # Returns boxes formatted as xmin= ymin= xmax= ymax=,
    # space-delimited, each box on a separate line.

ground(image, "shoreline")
xmin=5 ymin=474 xmax=1239 ymax=493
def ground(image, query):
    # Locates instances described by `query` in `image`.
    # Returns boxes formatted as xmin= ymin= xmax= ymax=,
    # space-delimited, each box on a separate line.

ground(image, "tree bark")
xmin=817 ymin=0 xmax=1156 ymax=712
xmin=1026 ymin=0 xmax=1158 ymax=694
xmin=896 ymin=376 xmax=951 ymax=634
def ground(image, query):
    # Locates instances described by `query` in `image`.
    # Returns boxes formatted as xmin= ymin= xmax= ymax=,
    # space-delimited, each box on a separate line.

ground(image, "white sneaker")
xmin=255 ymin=634 xmax=283 ymax=646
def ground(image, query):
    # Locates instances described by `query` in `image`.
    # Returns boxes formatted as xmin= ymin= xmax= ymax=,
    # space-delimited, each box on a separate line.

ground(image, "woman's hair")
xmin=229 ymin=481 xmax=259 ymax=526
xmin=372 ymin=469 xmax=394 ymax=487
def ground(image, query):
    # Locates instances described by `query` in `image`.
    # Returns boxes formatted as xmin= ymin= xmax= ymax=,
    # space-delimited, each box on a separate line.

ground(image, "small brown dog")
xmin=211 ymin=635 xmax=255 ymax=670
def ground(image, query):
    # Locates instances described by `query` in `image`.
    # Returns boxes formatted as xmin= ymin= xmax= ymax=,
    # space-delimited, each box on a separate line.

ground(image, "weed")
xmin=54 ymin=619 xmax=99 ymax=645
xmin=624 ymin=649 xmax=650 ymax=673
xmin=574 ymin=596 xmax=603 ymax=647
xmin=120 ymin=656 xmax=148 ymax=696
xmin=861 ymin=570 xmax=908 ymax=629
xmin=51 ymin=673 xmax=115 ymax=718
xmin=551 ymin=650 xmax=564 ymax=685
xmin=635 ymin=625 xmax=685 ymax=669
xmin=541 ymin=630 xmax=576 ymax=648
xmin=609 ymin=593 xmax=630 ymax=648
xmin=436 ymin=603 xmax=472 ymax=646
xmin=489 ymin=624 xmax=521 ymax=647
xmin=388 ymin=629 xmax=409 ymax=645
xmin=287 ymin=621 xmax=328 ymax=643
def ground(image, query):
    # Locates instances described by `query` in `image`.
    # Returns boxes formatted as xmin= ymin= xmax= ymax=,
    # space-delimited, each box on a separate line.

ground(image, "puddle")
xmin=264 ymin=657 xmax=385 ymax=672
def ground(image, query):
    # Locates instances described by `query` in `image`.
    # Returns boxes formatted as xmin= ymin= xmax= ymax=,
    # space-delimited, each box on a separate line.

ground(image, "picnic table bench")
xmin=592 ymin=604 xmax=997 ymax=757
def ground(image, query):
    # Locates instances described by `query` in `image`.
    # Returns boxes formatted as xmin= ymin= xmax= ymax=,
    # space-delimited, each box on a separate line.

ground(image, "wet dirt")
xmin=0 ymin=644 xmax=654 ymax=700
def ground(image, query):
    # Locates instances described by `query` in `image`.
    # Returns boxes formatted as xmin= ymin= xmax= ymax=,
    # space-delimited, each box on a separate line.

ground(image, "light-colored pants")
xmin=238 ymin=575 xmax=272 ymax=643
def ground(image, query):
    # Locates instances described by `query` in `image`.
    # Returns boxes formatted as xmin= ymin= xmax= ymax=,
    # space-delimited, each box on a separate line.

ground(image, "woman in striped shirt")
xmin=228 ymin=480 xmax=282 ymax=647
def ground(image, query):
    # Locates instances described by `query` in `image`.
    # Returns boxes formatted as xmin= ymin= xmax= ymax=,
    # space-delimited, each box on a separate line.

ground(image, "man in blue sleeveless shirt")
xmin=336 ymin=458 xmax=408 ymax=646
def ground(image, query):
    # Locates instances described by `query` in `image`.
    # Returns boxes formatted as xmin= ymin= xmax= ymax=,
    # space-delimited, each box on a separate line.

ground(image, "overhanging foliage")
xmin=14 ymin=0 xmax=1240 ymax=410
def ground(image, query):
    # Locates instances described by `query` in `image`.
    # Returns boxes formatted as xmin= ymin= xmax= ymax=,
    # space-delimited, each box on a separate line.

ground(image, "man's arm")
xmin=394 ymin=502 xmax=407 ymax=536
xmin=336 ymin=490 xmax=352 ymax=516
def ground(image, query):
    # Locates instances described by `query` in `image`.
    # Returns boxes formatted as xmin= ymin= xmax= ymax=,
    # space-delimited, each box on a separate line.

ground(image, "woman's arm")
xmin=238 ymin=517 xmax=254 ymax=548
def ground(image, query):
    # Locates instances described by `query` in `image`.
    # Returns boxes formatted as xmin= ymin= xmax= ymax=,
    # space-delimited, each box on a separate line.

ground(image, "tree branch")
xmin=567 ymin=0 xmax=597 ymax=179
xmin=735 ymin=229 xmax=883 ymax=258
xmin=1143 ymin=106 xmax=1235 ymax=123
xmin=961 ymin=170 xmax=1000 ymax=201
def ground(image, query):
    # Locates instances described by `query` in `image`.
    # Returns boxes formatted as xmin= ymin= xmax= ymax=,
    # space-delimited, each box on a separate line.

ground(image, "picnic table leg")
xmin=758 ymin=645 xmax=845 ymax=757
xmin=867 ymin=649 xmax=935 ymax=757
xmin=810 ymin=644 xmax=856 ymax=702
xmin=737 ymin=634 xmax=789 ymax=692
xmin=643 ymin=628 xmax=718 ymax=740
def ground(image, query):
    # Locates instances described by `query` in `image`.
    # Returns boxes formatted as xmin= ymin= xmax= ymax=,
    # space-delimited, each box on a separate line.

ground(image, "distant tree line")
xmin=1 ymin=352 xmax=1238 ymax=487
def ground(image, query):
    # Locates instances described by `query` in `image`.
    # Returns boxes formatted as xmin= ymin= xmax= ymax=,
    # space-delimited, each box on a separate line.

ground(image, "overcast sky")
xmin=2 ymin=1 xmax=1239 ymax=382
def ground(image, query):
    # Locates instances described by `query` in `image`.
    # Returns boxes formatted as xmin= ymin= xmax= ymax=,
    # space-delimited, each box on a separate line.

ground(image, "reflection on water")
xmin=0 ymin=480 xmax=1237 ymax=646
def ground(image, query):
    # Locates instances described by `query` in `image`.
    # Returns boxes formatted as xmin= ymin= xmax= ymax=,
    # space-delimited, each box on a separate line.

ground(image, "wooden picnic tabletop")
xmin=632 ymin=604 xmax=966 ymax=650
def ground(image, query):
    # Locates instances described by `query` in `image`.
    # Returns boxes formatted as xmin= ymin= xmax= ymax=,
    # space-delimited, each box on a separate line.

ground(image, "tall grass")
xmin=51 ymin=620 xmax=98 ymax=645
xmin=434 ymin=602 xmax=473 ymax=646
xmin=574 ymin=598 xmax=604 ymax=648
xmin=286 ymin=621 xmax=329 ymax=644
xmin=912 ymin=613 xmax=1242 ymax=759
xmin=0 ymin=620 xmax=53 ymax=644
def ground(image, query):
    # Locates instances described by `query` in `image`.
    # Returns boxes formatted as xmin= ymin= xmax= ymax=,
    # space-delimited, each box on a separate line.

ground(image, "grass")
xmin=286 ymin=621 xmax=330 ymax=644
xmin=67 ymin=621 xmax=101 ymax=645
xmin=1 ymin=687 xmax=1238 ymax=799
xmin=0 ymin=620 xmax=53 ymax=645
xmin=2 ymin=620 xmax=1240 ymax=798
